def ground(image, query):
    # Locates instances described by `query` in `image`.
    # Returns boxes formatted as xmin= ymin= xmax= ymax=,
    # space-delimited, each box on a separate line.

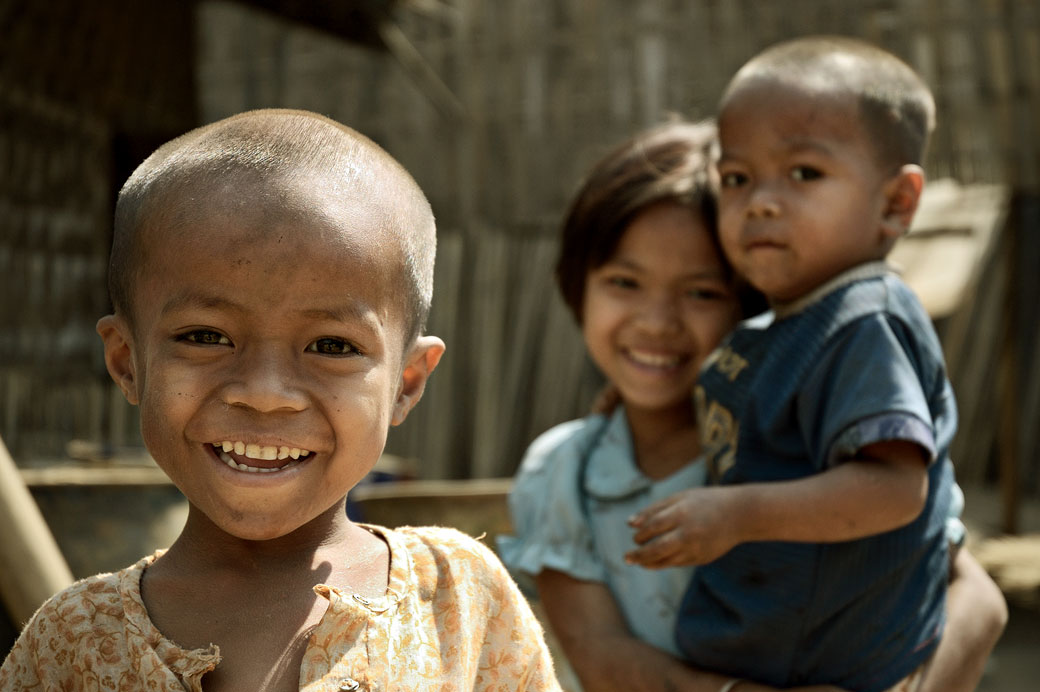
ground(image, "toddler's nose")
xmin=747 ymin=182 xmax=781 ymax=218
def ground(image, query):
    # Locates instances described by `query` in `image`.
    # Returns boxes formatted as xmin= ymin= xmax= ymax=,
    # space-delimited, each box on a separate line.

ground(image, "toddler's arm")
xmin=626 ymin=439 xmax=928 ymax=567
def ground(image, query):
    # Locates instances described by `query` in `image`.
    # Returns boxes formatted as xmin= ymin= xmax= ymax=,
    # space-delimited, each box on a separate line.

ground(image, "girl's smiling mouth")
xmin=211 ymin=440 xmax=313 ymax=473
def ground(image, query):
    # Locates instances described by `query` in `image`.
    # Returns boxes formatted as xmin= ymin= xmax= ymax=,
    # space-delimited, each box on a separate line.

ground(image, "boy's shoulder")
xmin=0 ymin=555 xmax=161 ymax=687
xmin=21 ymin=558 xmax=144 ymax=634
xmin=388 ymin=525 xmax=504 ymax=577
xmin=381 ymin=525 xmax=526 ymax=609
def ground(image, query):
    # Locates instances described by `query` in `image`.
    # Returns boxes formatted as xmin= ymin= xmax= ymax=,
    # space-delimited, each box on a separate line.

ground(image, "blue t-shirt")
xmin=680 ymin=263 xmax=955 ymax=692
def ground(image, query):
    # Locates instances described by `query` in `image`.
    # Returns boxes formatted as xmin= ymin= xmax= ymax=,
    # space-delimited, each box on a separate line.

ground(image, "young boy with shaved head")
xmin=0 ymin=109 xmax=560 ymax=692
xmin=627 ymin=38 xmax=966 ymax=691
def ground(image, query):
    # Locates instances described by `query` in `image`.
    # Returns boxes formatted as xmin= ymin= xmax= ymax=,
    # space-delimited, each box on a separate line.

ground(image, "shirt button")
xmin=338 ymin=678 xmax=361 ymax=691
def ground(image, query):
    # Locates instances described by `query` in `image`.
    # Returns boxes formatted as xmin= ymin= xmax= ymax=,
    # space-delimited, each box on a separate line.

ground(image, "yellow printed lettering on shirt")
xmin=715 ymin=346 xmax=749 ymax=382
xmin=695 ymin=385 xmax=738 ymax=482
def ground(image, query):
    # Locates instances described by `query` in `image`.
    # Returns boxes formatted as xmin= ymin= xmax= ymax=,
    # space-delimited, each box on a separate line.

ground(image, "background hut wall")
xmin=0 ymin=0 xmax=196 ymax=458
xmin=2 ymin=0 xmax=1038 ymax=496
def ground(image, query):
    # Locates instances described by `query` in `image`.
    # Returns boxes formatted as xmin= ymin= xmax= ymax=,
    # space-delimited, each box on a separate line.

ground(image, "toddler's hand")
xmin=624 ymin=487 xmax=742 ymax=568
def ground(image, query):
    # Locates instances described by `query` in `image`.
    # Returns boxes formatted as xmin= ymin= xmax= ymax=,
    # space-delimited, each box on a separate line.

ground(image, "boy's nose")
xmin=220 ymin=348 xmax=308 ymax=413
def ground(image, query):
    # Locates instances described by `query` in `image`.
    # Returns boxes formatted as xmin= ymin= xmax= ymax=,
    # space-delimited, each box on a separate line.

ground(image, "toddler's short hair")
xmin=722 ymin=36 xmax=936 ymax=168
xmin=110 ymin=109 xmax=436 ymax=340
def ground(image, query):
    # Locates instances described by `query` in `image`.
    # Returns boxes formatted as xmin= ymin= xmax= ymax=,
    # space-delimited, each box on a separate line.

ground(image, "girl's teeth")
xmin=233 ymin=441 xmax=245 ymax=455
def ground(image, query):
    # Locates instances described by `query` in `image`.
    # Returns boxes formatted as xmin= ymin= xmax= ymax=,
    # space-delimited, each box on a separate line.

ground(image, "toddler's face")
xmin=716 ymin=79 xmax=897 ymax=303
xmin=581 ymin=202 xmax=741 ymax=415
xmin=99 ymin=179 xmax=441 ymax=541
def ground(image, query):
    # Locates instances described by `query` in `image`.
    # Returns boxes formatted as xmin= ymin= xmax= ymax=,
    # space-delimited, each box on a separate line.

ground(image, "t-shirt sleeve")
xmin=797 ymin=313 xmax=938 ymax=469
xmin=497 ymin=419 xmax=608 ymax=584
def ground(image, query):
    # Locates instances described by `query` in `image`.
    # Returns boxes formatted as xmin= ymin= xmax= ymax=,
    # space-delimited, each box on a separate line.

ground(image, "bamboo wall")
xmin=3 ymin=0 xmax=1039 ymax=493
xmin=0 ymin=0 xmax=196 ymax=458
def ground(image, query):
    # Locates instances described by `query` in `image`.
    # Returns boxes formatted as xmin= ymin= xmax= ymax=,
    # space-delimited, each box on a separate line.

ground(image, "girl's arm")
xmin=534 ymin=568 xmax=844 ymax=692
xmin=919 ymin=548 xmax=1007 ymax=692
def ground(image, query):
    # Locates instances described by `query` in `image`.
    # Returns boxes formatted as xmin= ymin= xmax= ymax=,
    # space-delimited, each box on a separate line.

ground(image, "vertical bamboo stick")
xmin=0 ymin=435 xmax=74 ymax=627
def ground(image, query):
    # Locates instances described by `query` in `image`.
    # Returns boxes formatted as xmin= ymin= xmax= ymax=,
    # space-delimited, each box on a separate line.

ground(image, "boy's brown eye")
xmin=182 ymin=330 xmax=231 ymax=346
xmin=307 ymin=338 xmax=358 ymax=356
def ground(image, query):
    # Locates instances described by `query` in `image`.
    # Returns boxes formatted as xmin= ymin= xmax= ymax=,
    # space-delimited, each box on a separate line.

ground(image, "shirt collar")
xmin=582 ymin=407 xmax=653 ymax=500
xmin=772 ymin=260 xmax=894 ymax=320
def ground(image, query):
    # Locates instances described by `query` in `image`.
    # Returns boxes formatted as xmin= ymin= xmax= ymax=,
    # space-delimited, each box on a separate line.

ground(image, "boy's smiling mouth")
xmin=211 ymin=440 xmax=313 ymax=473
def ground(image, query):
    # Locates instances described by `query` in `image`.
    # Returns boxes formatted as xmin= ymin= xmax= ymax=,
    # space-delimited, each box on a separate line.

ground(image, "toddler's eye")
xmin=306 ymin=338 xmax=359 ymax=356
xmin=180 ymin=330 xmax=231 ymax=346
xmin=720 ymin=171 xmax=747 ymax=188
xmin=790 ymin=166 xmax=822 ymax=182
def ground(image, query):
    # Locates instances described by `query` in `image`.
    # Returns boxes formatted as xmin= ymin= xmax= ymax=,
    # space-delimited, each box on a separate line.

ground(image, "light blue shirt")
xmin=499 ymin=406 xmax=706 ymax=656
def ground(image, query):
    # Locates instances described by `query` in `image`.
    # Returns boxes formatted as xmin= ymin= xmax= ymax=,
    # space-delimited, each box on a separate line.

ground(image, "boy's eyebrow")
xmin=160 ymin=291 xmax=246 ymax=317
xmin=160 ymin=290 xmax=375 ymax=323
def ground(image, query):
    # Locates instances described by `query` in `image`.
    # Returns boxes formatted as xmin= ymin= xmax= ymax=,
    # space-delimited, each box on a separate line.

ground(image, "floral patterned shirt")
xmin=0 ymin=526 xmax=560 ymax=691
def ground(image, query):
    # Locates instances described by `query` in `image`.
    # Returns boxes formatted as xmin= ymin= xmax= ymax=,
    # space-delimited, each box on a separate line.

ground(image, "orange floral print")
xmin=1 ymin=526 xmax=560 ymax=691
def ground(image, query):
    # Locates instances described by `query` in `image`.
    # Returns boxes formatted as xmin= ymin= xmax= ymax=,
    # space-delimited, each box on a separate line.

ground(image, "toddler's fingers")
xmin=628 ymin=495 xmax=678 ymax=528
xmin=625 ymin=532 xmax=680 ymax=567
xmin=630 ymin=512 xmax=677 ymax=545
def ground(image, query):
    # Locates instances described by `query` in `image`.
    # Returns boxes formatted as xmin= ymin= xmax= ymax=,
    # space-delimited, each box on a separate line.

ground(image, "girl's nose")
xmin=220 ymin=347 xmax=308 ymax=413
xmin=636 ymin=294 xmax=682 ymax=334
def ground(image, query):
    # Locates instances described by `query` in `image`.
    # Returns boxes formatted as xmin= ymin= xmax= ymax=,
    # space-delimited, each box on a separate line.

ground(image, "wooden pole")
xmin=0 ymin=435 xmax=74 ymax=627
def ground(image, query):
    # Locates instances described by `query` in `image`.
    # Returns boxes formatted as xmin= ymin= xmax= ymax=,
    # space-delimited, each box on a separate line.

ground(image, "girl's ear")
xmin=391 ymin=335 xmax=446 ymax=426
xmin=880 ymin=164 xmax=925 ymax=240
xmin=96 ymin=315 xmax=140 ymax=405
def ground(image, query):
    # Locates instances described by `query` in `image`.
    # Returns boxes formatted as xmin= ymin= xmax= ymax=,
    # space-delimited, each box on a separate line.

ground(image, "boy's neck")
xmin=160 ymin=499 xmax=381 ymax=577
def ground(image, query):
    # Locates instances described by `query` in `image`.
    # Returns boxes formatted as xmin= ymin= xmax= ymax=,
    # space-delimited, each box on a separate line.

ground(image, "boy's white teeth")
xmin=212 ymin=441 xmax=312 ymax=472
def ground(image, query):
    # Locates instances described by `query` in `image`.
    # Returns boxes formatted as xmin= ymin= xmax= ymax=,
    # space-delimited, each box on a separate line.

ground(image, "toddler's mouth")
xmin=211 ymin=441 xmax=313 ymax=473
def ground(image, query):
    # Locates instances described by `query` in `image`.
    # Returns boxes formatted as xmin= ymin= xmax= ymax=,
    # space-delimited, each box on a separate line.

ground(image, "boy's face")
xmin=716 ymin=79 xmax=905 ymax=303
xmin=582 ymin=202 xmax=742 ymax=415
xmin=98 ymin=177 xmax=443 ymax=541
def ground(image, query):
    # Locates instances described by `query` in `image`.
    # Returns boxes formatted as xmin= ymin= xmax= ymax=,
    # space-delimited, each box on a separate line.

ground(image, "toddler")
xmin=628 ymin=37 xmax=957 ymax=692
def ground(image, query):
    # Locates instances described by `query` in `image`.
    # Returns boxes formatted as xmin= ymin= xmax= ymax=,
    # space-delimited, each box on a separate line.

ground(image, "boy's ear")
xmin=880 ymin=164 xmax=925 ymax=240
xmin=391 ymin=335 xmax=445 ymax=426
xmin=96 ymin=314 xmax=140 ymax=405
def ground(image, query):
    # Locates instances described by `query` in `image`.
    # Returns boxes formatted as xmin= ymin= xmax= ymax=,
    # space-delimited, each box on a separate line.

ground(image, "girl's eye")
xmin=606 ymin=276 xmax=639 ymax=290
xmin=720 ymin=171 xmax=747 ymax=188
xmin=790 ymin=166 xmax=823 ymax=182
xmin=688 ymin=288 xmax=726 ymax=301
xmin=180 ymin=330 xmax=231 ymax=346
xmin=306 ymin=338 xmax=359 ymax=356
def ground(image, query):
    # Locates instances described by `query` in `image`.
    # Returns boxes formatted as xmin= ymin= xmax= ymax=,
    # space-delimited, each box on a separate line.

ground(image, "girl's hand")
xmin=624 ymin=486 xmax=743 ymax=568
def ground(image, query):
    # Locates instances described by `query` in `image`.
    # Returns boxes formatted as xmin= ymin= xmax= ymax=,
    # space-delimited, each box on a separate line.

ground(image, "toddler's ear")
xmin=881 ymin=164 xmax=925 ymax=239
xmin=96 ymin=315 xmax=140 ymax=405
xmin=391 ymin=335 xmax=446 ymax=426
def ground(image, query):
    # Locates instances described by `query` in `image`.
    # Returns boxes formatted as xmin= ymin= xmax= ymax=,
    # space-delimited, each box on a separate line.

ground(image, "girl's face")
xmin=582 ymin=201 xmax=742 ymax=415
